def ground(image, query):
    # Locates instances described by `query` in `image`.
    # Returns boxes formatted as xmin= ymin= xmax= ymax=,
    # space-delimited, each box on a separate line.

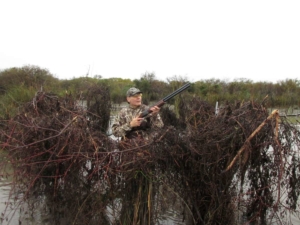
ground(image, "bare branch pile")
xmin=1 ymin=88 xmax=300 ymax=225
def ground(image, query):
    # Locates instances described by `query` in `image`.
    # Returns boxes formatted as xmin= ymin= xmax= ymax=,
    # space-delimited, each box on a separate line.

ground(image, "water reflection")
xmin=0 ymin=180 xmax=18 ymax=225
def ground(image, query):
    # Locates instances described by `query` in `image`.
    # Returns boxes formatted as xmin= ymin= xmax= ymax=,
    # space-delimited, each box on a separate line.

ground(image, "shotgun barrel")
xmin=138 ymin=82 xmax=191 ymax=118
xmin=163 ymin=82 xmax=191 ymax=102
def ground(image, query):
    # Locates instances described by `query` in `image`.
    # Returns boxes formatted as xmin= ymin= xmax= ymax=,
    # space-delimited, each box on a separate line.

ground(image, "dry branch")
xmin=223 ymin=109 xmax=280 ymax=173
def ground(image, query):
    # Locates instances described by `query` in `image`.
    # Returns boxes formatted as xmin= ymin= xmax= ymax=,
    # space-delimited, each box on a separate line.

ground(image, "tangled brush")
xmin=1 ymin=87 xmax=300 ymax=225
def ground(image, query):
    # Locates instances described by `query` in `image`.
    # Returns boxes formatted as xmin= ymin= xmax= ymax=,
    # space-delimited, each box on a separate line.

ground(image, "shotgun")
xmin=138 ymin=82 xmax=191 ymax=118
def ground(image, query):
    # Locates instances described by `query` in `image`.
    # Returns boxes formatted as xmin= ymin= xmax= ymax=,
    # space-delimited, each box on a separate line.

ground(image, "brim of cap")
xmin=127 ymin=91 xmax=142 ymax=96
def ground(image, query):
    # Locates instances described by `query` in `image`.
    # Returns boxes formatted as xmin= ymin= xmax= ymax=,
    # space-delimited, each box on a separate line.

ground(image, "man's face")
xmin=127 ymin=93 xmax=142 ymax=108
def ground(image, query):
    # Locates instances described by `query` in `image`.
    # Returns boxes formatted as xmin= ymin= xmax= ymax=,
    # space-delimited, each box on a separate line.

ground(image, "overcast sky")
xmin=1 ymin=0 xmax=299 ymax=83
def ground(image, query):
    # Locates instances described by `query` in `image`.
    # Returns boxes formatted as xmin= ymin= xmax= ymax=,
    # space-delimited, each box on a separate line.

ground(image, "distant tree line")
xmin=0 ymin=65 xmax=299 ymax=117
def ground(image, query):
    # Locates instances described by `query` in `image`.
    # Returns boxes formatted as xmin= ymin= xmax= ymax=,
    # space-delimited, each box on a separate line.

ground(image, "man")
xmin=112 ymin=87 xmax=164 ymax=224
xmin=112 ymin=87 xmax=164 ymax=141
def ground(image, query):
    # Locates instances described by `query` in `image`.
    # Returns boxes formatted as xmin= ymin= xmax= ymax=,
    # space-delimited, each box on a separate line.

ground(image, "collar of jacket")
xmin=129 ymin=104 xmax=143 ymax=110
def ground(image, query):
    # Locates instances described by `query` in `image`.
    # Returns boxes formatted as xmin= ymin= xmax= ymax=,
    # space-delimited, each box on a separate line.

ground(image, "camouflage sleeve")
xmin=111 ymin=110 xmax=132 ymax=138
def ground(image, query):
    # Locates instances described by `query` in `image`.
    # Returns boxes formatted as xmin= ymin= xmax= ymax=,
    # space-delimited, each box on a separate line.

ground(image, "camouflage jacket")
xmin=111 ymin=104 xmax=164 ymax=140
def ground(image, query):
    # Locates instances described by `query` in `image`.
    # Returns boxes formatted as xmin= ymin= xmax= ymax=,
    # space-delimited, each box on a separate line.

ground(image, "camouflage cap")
xmin=126 ymin=87 xmax=142 ymax=97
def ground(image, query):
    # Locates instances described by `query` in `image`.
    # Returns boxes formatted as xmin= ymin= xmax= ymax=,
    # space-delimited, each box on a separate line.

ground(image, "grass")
xmin=283 ymin=116 xmax=300 ymax=125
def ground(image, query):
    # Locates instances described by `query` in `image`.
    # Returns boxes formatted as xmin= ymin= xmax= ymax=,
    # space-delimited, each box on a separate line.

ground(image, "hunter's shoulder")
xmin=118 ymin=104 xmax=148 ymax=115
xmin=118 ymin=106 xmax=137 ymax=115
xmin=118 ymin=107 xmax=130 ymax=115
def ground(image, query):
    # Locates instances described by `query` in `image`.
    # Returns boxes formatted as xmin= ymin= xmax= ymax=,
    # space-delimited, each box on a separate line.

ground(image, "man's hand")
xmin=130 ymin=117 xmax=144 ymax=127
xmin=150 ymin=106 xmax=160 ymax=115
